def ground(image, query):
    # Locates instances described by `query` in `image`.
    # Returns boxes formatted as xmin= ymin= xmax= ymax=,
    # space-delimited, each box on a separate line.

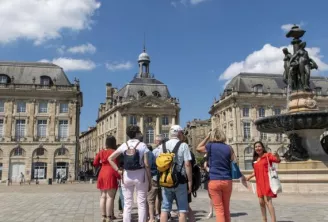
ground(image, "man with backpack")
xmin=155 ymin=125 xmax=192 ymax=222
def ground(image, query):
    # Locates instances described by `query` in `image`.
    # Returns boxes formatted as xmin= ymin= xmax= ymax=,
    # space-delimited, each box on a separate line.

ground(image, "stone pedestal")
xmin=288 ymin=91 xmax=318 ymax=113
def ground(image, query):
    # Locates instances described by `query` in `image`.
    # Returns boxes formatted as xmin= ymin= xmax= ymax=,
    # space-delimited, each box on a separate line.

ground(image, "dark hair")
xmin=126 ymin=125 xmax=141 ymax=139
xmin=106 ymin=136 xmax=117 ymax=149
xmin=136 ymin=133 xmax=144 ymax=142
xmin=147 ymin=145 xmax=153 ymax=152
xmin=252 ymin=141 xmax=267 ymax=167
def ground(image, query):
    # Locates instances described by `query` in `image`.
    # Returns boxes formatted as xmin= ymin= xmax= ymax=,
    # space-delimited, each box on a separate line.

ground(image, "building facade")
xmin=79 ymin=126 xmax=97 ymax=173
xmin=0 ymin=62 xmax=82 ymax=182
xmin=79 ymin=49 xmax=180 ymax=165
xmin=210 ymin=73 xmax=328 ymax=170
xmin=184 ymin=119 xmax=211 ymax=153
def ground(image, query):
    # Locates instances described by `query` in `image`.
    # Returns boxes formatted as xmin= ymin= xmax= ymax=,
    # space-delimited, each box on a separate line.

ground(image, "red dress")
xmin=93 ymin=149 xmax=120 ymax=190
xmin=254 ymin=153 xmax=281 ymax=198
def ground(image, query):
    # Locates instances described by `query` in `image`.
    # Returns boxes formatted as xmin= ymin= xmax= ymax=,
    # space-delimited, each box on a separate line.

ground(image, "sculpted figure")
xmin=282 ymin=48 xmax=294 ymax=88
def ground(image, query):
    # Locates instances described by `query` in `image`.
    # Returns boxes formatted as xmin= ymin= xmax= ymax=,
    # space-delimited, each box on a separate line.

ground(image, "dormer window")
xmin=40 ymin=76 xmax=51 ymax=86
xmin=0 ymin=75 xmax=9 ymax=84
xmin=138 ymin=90 xmax=146 ymax=97
xmin=152 ymin=91 xmax=161 ymax=97
xmin=315 ymin=87 xmax=322 ymax=96
xmin=253 ymin=84 xmax=263 ymax=93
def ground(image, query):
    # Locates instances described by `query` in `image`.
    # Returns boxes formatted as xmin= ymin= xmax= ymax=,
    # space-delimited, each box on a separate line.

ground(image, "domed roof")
xmin=138 ymin=51 xmax=150 ymax=61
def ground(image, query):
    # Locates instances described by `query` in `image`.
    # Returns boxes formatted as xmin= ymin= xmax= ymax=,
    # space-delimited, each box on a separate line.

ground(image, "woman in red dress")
xmin=246 ymin=141 xmax=281 ymax=222
xmin=93 ymin=136 xmax=120 ymax=222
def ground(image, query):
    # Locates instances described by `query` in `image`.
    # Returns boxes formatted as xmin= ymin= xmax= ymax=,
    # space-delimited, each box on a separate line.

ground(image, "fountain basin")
xmin=255 ymin=111 xmax=328 ymax=134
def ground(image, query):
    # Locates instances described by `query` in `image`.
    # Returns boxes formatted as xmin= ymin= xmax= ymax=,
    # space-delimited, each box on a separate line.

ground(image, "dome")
xmin=138 ymin=52 xmax=150 ymax=61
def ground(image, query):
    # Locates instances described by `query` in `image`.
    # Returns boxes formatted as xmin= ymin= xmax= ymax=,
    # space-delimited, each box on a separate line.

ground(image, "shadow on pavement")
xmin=231 ymin=212 xmax=248 ymax=217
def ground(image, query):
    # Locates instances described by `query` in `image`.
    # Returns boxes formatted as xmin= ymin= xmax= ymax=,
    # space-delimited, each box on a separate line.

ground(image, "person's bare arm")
xmin=185 ymin=160 xmax=192 ymax=193
xmin=246 ymin=172 xmax=255 ymax=181
xmin=108 ymin=150 xmax=122 ymax=175
xmin=143 ymin=152 xmax=152 ymax=191
xmin=196 ymin=133 xmax=210 ymax=153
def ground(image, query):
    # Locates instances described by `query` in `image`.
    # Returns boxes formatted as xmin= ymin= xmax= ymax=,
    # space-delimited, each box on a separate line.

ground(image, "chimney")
xmin=106 ymin=83 xmax=112 ymax=100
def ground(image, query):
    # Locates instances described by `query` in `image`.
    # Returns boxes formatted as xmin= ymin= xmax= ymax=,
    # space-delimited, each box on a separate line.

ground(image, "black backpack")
xmin=123 ymin=142 xmax=142 ymax=170
xmin=190 ymin=151 xmax=201 ymax=197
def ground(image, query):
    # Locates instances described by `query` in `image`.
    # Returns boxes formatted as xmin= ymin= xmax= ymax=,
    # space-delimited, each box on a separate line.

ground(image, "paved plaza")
xmin=0 ymin=183 xmax=327 ymax=222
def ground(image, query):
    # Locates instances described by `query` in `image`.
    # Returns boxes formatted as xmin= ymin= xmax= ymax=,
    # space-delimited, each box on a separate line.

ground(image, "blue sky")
xmin=0 ymin=0 xmax=328 ymax=131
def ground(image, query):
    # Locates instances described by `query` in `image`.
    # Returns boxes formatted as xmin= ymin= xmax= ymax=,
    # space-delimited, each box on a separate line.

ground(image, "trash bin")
xmin=48 ymin=178 xmax=52 ymax=185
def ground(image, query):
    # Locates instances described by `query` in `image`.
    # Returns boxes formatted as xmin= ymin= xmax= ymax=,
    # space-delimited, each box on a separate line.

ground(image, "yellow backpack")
xmin=156 ymin=141 xmax=182 ymax=188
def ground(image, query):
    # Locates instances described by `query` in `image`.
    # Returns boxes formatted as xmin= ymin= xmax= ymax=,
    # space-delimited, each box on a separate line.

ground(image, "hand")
xmin=246 ymin=176 xmax=251 ymax=181
xmin=117 ymin=170 xmax=123 ymax=176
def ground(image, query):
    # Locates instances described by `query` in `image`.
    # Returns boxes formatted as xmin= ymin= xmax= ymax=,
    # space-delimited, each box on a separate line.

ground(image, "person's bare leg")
xmin=106 ymin=189 xmax=116 ymax=218
xmin=264 ymin=196 xmax=276 ymax=222
xmin=178 ymin=212 xmax=187 ymax=222
xmin=187 ymin=206 xmax=196 ymax=222
xmin=148 ymin=202 xmax=155 ymax=222
xmin=258 ymin=197 xmax=267 ymax=222
xmin=100 ymin=191 xmax=107 ymax=221
xmin=206 ymin=193 xmax=213 ymax=219
xmin=160 ymin=211 xmax=168 ymax=222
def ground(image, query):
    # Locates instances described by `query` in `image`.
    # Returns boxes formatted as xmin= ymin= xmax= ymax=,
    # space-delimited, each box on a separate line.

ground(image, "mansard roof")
xmin=0 ymin=61 xmax=71 ymax=85
xmin=225 ymin=72 xmax=328 ymax=94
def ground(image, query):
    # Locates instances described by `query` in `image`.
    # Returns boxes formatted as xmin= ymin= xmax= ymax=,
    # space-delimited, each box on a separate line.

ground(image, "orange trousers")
xmin=208 ymin=180 xmax=233 ymax=222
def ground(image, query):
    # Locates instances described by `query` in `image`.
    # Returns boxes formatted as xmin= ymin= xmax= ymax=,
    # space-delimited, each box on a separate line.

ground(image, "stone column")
xmin=232 ymin=105 xmax=237 ymax=141
xmin=140 ymin=115 xmax=144 ymax=134
xmin=172 ymin=116 xmax=176 ymax=125
xmin=123 ymin=115 xmax=127 ymax=141
xmin=27 ymin=100 xmax=35 ymax=140
xmin=4 ymin=99 xmax=13 ymax=140
xmin=48 ymin=100 xmax=56 ymax=142
xmin=156 ymin=115 xmax=161 ymax=136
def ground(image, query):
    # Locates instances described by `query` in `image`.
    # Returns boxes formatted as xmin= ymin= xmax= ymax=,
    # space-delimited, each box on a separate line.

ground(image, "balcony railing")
xmin=0 ymin=83 xmax=77 ymax=92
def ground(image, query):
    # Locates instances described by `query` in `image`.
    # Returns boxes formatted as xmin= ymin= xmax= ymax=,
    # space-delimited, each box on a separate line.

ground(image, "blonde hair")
xmin=210 ymin=128 xmax=226 ymax=143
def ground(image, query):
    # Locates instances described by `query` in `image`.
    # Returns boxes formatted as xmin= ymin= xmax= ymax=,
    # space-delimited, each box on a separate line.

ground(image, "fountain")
xmin=255 ymin=25 xmax=328 ymax=163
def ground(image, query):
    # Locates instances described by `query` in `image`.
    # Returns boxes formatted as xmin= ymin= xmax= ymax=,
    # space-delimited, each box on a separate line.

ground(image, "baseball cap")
xmin=170 ymin=125 xmax=183 ymax=136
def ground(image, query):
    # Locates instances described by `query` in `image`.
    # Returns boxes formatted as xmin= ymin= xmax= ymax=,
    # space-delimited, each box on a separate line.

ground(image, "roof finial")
xmin=143 ymin=32 xmax=146 ymax=52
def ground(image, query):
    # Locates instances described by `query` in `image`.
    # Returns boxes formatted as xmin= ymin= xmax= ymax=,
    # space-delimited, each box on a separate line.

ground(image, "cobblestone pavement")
xmin=0 ymin=183 xmax=327 ymax=222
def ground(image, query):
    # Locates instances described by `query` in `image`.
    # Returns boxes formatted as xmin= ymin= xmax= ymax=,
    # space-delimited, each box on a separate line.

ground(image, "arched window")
xmin=11 ymin=147 xmax=25 ymax=157
xmin=244 ymin=146 xmax=253 ymax=170
xmin=40 ymin=76 xmax=52 ymax=86
xmin=253 ymin=84 xmax=263 ymax=93
xmin=138 ymin=90 xmax=146 ymax=98
xmin=145 ymin=126 xmax=154 ymax=144
xmin=152 ymin=91 xmax=161 ymax=97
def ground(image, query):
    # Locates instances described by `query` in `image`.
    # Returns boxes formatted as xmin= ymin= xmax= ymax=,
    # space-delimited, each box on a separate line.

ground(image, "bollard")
xmin=90 ymin=179 xmax=93 ymax=184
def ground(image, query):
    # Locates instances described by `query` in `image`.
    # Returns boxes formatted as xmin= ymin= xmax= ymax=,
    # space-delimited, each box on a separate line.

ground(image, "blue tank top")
xmin=206 ymin=142 xmax=232 ymax=180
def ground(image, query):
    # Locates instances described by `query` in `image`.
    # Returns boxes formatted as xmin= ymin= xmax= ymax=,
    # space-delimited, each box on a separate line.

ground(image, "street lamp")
xmin=36 ymin=156 xmax=39 ymax=185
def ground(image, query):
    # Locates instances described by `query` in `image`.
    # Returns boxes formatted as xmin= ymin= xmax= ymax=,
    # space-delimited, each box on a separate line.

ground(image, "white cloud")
xmin=67 ymin=43 xmax=96 ymax=54
xmin=281 ymin=22 xmax=304 ymax=32
xmin=39 ymin=58 xmax=96 ymax=71
xmin=190 ymin=0 xmax=208 ymax=5
xmin=0 ymin=0 xmax=101 ymax=45
xmin=219 ymin=44 xmax=328 ymax=83
xmin=106 ymin=61 xmax=133 ymax=71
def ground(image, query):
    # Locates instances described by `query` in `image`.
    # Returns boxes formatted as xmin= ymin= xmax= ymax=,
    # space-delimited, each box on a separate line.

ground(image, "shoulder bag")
xmin=266 ymin=154 xmax=282 ymax=194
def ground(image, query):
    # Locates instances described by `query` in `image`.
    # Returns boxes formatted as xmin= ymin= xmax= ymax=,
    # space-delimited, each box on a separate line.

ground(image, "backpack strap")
xmin=172 ymin=141 xmax=182 ymax=154
xmin=134 ymin=142 xmax=141 ymax=150
xmin=162 ymin=142 xmax=167 ymax=153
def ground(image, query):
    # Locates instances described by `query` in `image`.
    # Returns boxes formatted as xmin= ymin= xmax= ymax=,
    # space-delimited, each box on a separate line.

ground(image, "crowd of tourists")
xmin=93 ymin=125 xmax=281 ymax=222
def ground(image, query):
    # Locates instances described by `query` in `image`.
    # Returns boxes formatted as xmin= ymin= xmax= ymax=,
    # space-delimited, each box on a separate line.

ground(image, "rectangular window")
xmin=276 ymin=133 xmax=283 ymax=142
xmin=37 ymin=120 xmax=47 ymax=138
xmin=59 ymin=103 xmax=68 ymax=113
xmin=162 ymin=116 xmax=169 ymax=125
xmin=274 ymin=108 xmax=281 ymax=115
xmin=0 ymin=76 xmax=7 ymax=84
xmin=260 ymin=132 xmax=267 ymax=140
xmin=17 ymin=101 xmax=26 ymax=113
xmin=58 ymin=120 xmax=68 ymax=139
xmin=38 ymin=102 xmax=48 ymax=113
xmin=258 ymin=107 xmax=265 ymax=117
xmin=0 ymin=101 xmax=4 ymax=113
xmin=242 ymin=107 xmax=249 ymax=117
xmin=129 ymin=116 xmax=137 ymax=125
xmin=15 ymin=119 xmax=26 ymax=140
xmin=243 ymin=122 xmax=251 ymax=139
xmin=0 ymin=119 xmax=3 ymax=137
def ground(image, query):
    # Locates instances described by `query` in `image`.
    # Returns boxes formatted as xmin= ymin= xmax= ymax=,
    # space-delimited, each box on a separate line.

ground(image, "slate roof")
xmin=225 ymin=72 xmax=328 ymax=94
xmin=0 ymin=61 xmax=71 ymax=85
xmin=117 ymin=77 xmax=171 ymax=99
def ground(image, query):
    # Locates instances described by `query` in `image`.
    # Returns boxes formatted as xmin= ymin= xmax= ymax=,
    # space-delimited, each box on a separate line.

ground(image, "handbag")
xmin=208 ymin=144 xmax=243 ymax=180
xmin=266 ymin=155 xmax=282 ymax=194
xmin=94 ymin=151 xmax=102 ymax=177
xmin=229 ymin=146 xmax=243 ymax=179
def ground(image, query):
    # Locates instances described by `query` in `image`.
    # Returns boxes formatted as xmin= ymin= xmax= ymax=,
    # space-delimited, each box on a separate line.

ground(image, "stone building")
xmin=0 ymin=62 xmax=82 ymax=183
xmin=210 ymin=73 xmax=328 ymax=170
xmin=79 ymin=126 xmax=97 ymax=173
xmin=79 ymin=48 xmax=180 ymax=162
xmin=184 ymin=119 xmax=211 ymax=153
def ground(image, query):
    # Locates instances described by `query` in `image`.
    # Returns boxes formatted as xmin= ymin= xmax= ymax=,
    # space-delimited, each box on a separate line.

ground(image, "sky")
xmin=0 ymin=0 xmax=328 ymax=132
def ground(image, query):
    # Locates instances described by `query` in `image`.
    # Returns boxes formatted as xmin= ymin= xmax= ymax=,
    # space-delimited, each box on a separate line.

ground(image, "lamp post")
xmin=36 ymin=156 xmax=39 ymax=185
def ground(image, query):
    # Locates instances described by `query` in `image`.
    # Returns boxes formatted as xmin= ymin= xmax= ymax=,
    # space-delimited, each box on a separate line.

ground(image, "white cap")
xmin=170 ymin=125 xmax=183 ymax=137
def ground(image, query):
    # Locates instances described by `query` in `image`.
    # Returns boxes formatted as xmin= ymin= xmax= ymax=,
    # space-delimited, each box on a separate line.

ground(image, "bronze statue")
xmin=283 ymin=41 xmax=318 ymax=91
